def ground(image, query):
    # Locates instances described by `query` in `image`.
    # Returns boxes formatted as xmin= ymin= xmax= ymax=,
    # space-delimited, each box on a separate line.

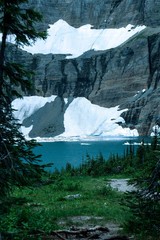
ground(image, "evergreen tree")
xmin=0 ymin=0 xmax=48 ymax=198
xmin=125 ymin=135 xmax=160 ymax=239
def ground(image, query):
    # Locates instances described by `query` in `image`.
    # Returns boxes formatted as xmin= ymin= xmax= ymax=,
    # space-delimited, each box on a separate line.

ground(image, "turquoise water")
xmin=35 ymin=138 xmax=145 ymax=171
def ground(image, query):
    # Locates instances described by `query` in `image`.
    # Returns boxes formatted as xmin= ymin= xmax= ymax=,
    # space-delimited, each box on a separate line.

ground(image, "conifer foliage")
xmin=0 ymin=0 xmax=48 ymax=198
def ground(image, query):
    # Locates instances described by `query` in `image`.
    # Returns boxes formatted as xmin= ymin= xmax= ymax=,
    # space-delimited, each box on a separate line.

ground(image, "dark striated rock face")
xmin=10 ymin=30 xmax=159 ymax=136
xmin=121 ymin=32 xmax=160 ymax=135
xmin=6 ymin=0 xmax=160 ymax=136
xmin=28 ymin=0 xmax=160 ymax=29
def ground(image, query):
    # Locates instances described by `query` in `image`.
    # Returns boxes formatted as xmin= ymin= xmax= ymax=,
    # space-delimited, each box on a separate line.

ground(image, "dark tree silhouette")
xmin=0 ymin=0 xmax=49 ymax=198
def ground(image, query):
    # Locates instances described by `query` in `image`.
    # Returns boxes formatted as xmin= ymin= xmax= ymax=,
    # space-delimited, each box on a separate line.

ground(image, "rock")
xmin=20 ymin=31 xmax=160 ymax=135
xmin=23 ymin=96 xmax=66 ymax=138
xmin=5 ymin=1 xmax=160 ymax=136
xmin=108 ymin=179 xmax=137 ymax=192
xmin=64 ymin=194 xmax=81 ymax=200
xmin=27 ymin=0 xmax=160 ymax=29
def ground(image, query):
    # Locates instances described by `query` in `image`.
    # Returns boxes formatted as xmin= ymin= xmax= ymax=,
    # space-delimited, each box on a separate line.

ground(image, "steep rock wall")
xmin=8 ymin=28 xmax=160 ymax=135
xmin=28 ymin=0 xmax=160 ymax=29
xmin=121 ymin=32 xmax=160 ymax=135
xmin=5 ymin=0 xmax=160 ymax=136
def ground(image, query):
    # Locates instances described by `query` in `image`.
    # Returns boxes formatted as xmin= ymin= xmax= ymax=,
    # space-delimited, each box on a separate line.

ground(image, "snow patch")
xmin=151 ymin=125 xmax=160 ymax=136
xmin=12 ymin=96 xmax=138 ymax=140
xmin=2 ymin=19 xmax=146 ymax=59
xmin=23 ymin=20 xmax=146 ymax=58
xmin=124 ymin=141 xmax=150 ymax=146
xmin=20 ymin=125 xmax=33 ymax=139
xmin=12 ymin=95 xmax=56 ymax=123
xmin=60 ymin=97 xmax=138 ymax=138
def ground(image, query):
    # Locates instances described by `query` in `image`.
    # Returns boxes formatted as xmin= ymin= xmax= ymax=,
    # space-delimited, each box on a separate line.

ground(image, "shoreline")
xmin=29 ymin=135 xmax=142 ymax=143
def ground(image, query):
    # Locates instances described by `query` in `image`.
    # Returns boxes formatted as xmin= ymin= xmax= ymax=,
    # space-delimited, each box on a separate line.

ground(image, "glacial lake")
xmin=35 ymin=137 xmax=150 ymax=172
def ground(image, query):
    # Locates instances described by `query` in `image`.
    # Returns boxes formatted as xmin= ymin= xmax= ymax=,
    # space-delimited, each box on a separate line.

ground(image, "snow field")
xmin=12 ymin=95 xmax=56 ymax=123
xmin=12 ymin=96 xmax=138 ymax=140
xmin=22 ymin=20 xmax=146 ymax=58
xmin=1 ymin=19 xmax=146 ymax=58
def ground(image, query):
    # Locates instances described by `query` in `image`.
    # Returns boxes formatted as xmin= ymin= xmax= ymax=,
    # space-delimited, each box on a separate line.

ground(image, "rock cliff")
xmin=28 ymin=0 xmax=160 ymax=29
xmin=8 ymin=0 xmax=160 ymax=136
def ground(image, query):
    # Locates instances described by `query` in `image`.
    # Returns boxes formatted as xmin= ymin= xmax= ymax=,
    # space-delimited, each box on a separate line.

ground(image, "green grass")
xmin=1 ymin=139 xmax=160 ymax=239
xmin=0 ymin=176 xmax=131 ymax=236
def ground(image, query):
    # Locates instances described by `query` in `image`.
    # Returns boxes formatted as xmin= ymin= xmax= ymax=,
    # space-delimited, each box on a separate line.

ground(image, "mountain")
xmin=8 ymin=0 xmax=160 ymax=139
